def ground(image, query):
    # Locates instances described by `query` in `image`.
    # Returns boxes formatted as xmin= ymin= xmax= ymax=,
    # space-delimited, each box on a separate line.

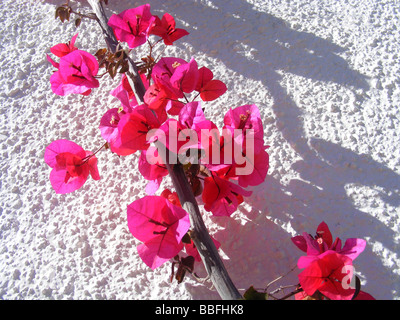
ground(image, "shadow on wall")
xmin=52 ymin=0 xmax=399 ymax=298
xmin=145 ymin=0 xmax=399 ymax=298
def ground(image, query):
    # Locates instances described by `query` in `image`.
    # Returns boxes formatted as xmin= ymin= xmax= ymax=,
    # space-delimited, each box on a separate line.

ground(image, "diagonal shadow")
xmin=71 ymin=0 xmax=398 ymax=298
xmin=250 ymin=138 xmax=400 ymax=299
xmin=140 ymin=0 xmax=399 ymax=298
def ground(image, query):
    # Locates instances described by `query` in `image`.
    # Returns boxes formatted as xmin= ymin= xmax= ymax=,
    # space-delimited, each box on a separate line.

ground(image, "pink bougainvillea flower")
xmin=150 ymin=13 xmax=189 ymax=45
xmin=149 ymin=118 xmax=200 ymax=160
xmin=195 ymin=66 xmax=214 ymax=92
xmin=127 ymin=196 xmax=190 ymax=269
xmin=160 ymin=189 xmax=181 ymax=207
xmin=151 ymin=56 xmax=203 ymax=99
xmin=99 ymin=108 xmax=136 ymax=156
xmin=184 ymin=236 xmax=221 ymax=262
xmin=177 ymin=101 xmax=220 ymax=155
xmin=46 ymin=33 xmax=79 ymax=69
xmin=298 ymin=251 xmax=355 ymax=300
xmin=144 ymin=82 xmax=184 ymax=116
xmin=291 ymin=221 xmax=366 ymax=263
xmin=44 ymin=139 xmax=100 ymax=194
xmin=227 ymin=147 xmax=270 ymax=188
xmin=110 ymin=74 xmax=138 ymax=113
xmin=49 ymin=50 xmax=99 ymax=96
xmin=223 ymin=104 xmax=265 ymax=154
xmin=195 ymin=66 xmax=227 ymax=101
xmin=108 ymin=4 xmax=156 ymax=49
xmin=202 ymin=125 xmax=269 ymax=187
xmin=114 ymin=104 xmax=161 ymax=153
xmin=178 ymin=101 xmax=206 ymax=129
xmin=151 ymin=57 xmax=186 ymax=98
xmin=111 ymin=73 xmax=150 ymax=112
xmin=138 ymin=147 xmax=168 ymax=194
xmin=50 ymin=33 xmax=78 ymax=58
xmin=202 ymin=171 xmax=252 ymax=216
xmin=170 ymin=57 xmax=199 ymax=94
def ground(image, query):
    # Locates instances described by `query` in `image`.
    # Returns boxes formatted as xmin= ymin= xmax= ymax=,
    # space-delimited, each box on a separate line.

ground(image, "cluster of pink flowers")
xmin=292 ymin=221 xmax=374 ymax=300
xmin=45 ymin=3 xmax=373 ymax=298
xmin=45 ymin=4 xmax=269 ymax=271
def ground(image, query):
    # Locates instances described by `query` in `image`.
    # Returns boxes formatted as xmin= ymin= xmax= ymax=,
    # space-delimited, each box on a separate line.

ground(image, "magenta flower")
xmin=291 ymin=221 xmax=366 ymax=263
xmin=170 ymin=57 xmax=199 ymax=94
xmin=150 ymin=118 xmax=200 ymax=159
xmin=298 ymin=251 xmax=355 ymax=300
xmin=110 ymin=74 xmax=138 ymax=113
xmin=178 ymin=101 xmax=207 ymax=129
xmin=46 ymin=33 xmax=78 ymax=68
xmin=195 ymin=66 xmax=227 ymax=101
xmin=223 ymin=104 xmax=265 ymax=154
xmin=113 ymin=104 xmax=161 ymax=154
xmin=44 ymin=139 xmax=100 ymax=194
xmin=151 ymin=57 xmax=187 ymax=99
xmin=150 ymin=13 xmax=189 ymax=45
xmin=108 ymin=4 xmax=156 ymax=49
xmin=127 ymin=196 xmax=190 ymax=269
xmin=50 ymin=33 xmax=78 ymax=58
xmin=144 ymin=82 xmax=183 ymax=116
xmin=49 ymin=50 xmax=99 ymax=96
xmin=99 ymin=108 xmax=136 ymax=156
xmin=223 ymin=147 xmax=270 ymax=188
xmin=138 ymin=147 xmax=168 ymax=194
xmin=202 ymin=171 xmax=252 ymax=216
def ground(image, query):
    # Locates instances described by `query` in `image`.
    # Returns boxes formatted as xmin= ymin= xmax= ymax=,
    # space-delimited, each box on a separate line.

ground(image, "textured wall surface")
xmin=0 ymin=0 xmax=399 ymax=299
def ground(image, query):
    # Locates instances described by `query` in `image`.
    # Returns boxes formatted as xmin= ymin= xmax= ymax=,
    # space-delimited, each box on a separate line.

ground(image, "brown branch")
xmin=87 ymin=0 xmax=242 ymax=300
xmin=87 ymin=0 xmax=146 ymax=104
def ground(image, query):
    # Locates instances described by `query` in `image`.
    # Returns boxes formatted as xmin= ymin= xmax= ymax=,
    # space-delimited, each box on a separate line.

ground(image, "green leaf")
xmin=244 ymin=286 xmax=268 ymax=300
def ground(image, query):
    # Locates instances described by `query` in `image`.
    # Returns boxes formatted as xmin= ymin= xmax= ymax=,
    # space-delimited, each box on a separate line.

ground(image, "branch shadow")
xmin=55 ymin=0 xmax=399 ymax=299
xmin=144 ymin=0 xmax=399 ymax=299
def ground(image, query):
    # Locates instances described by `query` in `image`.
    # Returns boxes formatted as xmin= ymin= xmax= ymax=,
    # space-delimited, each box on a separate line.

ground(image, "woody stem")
xmin=87 ymin=0 xmax=146 ymax=104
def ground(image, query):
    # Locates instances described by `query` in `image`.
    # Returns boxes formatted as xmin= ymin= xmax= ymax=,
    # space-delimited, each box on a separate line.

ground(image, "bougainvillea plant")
xmin=45 ymin=0 xmax=374 ymax=300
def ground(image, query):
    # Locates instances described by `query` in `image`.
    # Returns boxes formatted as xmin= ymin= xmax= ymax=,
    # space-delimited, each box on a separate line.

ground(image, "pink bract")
xmin=50 ymin=50 xmax=99 ymax=96
xmin=150 ymin=13 xmax=189 ymax=45
xmin=195 ymin=66 xmax=227 ymax=101
xmin=138 ymin=147 xmax=168 ymax=194
xmin=170 ymin=57 xmax=199 ymax=94
xmin=202 ymin=171 xmax=252 ymax=216
xmin=108 ymin=4 xmax=155 ymax=49
xmin=127 ymin=196 xmax=190 ymax=269
xmin=226 ymin=147 xmax=270 ymax=188
xmin=298 ymin=251 xmax=355 ymax=300
xmin=151 ymin=57 xmax=187 ymax=99
xmin=114 ymin=104 xmax=161 ymax=153
xmin=110 ymin=74 xmax=138 ymax=113
xmin=223 ymin=104 xmax=265 ymax=154
xmin=99 ymin=108 xmax=136 ymax=156
xmin=44 ymin=139 xmax=100 ymax=194
xmin=50 ymin=33 xmax=78 ymax=58
xmin=291 ymin=221 xmax=366 ymax=263
xmin=46 ymin=33 xmax=79 ymax=69
xmin=144 ymin=82 xmax=184 ymax=116
xmin=178 ymin=101 xmax=206 ymax=129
